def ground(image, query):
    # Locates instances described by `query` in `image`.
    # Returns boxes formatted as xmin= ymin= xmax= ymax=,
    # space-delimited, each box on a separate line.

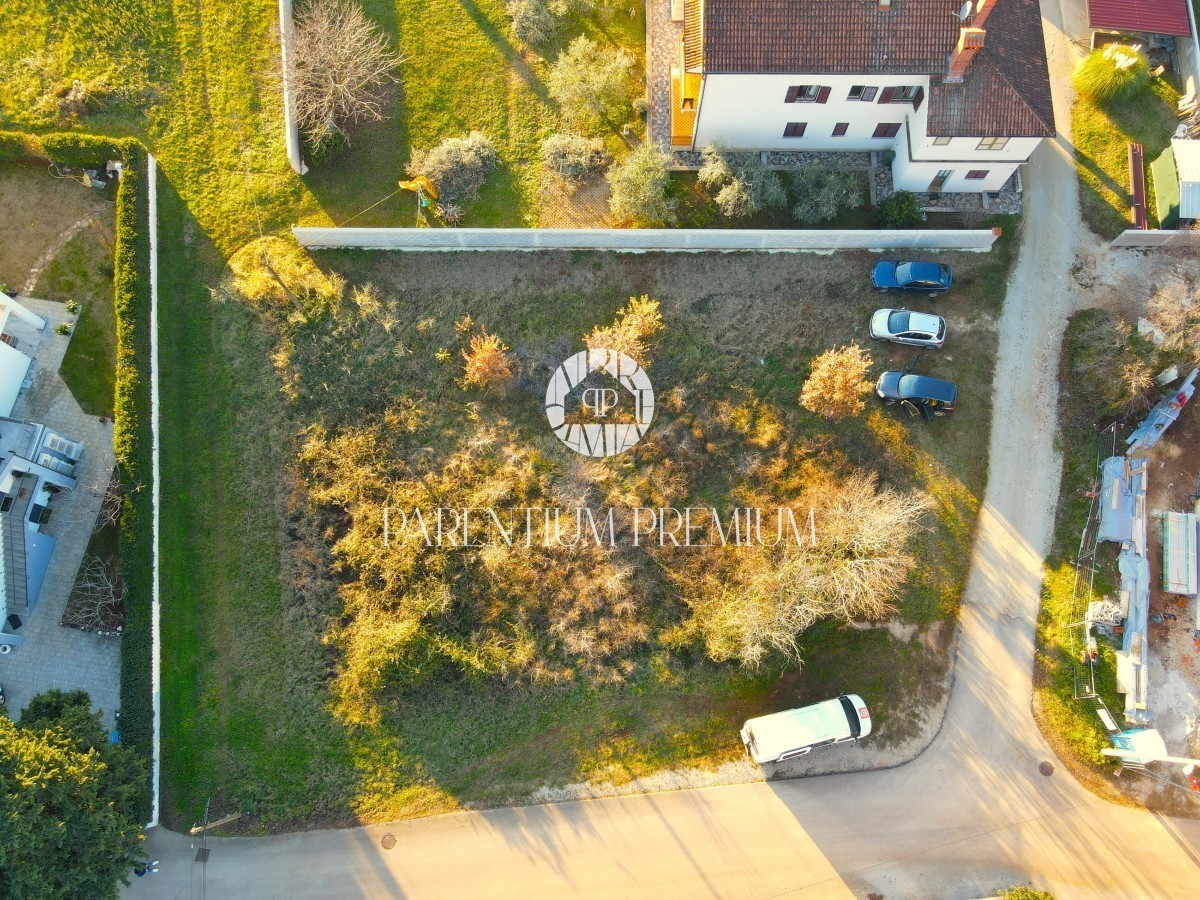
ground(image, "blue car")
xmin=870 ymin=260 xmax=953 ymax=295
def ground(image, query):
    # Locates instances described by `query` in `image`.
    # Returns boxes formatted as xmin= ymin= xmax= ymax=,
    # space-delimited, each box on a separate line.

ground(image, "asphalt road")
xmin=125 ymin=2 xmax=1200 ymax=897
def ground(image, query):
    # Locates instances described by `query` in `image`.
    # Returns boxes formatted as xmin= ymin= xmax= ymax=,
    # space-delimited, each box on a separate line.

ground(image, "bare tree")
xmin=61 ymin=555 xmax=124 ymax=634
xmin=286 ymin=0 xmax=407 ymax=140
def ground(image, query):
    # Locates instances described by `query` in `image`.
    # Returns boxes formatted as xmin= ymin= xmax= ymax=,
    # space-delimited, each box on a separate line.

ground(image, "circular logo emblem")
xmin=545 ymin=348 xmax=655 ymax=457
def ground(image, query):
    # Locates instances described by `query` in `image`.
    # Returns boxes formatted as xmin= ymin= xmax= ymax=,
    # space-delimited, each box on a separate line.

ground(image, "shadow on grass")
xmin=456 ymin=0 xmax=551 ymax=103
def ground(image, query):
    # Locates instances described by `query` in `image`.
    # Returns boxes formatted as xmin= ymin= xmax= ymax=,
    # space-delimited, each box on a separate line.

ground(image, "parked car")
xmin=871 ymin=260 xmax=953 ymax=295
xmin=869 ymin=308 xmax=947 ymax=348
xmin=740 ymin=694 xmax=872 ymax=764
xmin=876 ymin=355 xmax=957 ymax=419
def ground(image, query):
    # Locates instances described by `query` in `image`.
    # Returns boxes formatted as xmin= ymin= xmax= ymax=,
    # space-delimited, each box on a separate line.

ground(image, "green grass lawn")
xmin=36 ymin=229 xmax=118 ymax=416
xmin=1073 ymin=77 xmax=1181 ymax=239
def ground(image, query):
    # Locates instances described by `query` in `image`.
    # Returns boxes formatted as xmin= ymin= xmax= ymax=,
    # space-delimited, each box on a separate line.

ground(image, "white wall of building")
xmin=693 ymin=73 xmax=931 ymax=150
xmin=692 ymin=72 xmax=1044 ymax=193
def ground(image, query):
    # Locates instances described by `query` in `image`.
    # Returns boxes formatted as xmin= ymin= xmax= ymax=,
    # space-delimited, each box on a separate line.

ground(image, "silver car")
xmin=868 ymin=308 xmax=946 ymax=348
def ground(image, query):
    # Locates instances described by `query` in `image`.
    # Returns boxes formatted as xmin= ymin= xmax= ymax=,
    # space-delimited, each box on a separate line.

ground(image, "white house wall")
xmin=692 ymin=72 xmax=1044 ymax=193
xmin=693 ymin=73 xmax=931 ymax=150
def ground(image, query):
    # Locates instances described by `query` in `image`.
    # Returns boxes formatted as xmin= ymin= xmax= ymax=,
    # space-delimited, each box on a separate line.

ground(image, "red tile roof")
xmin=696 ymin=0 xmax=960 ymax=74
xmin=928 ymin=0 xmax=1056 ymax=137
xmin=1087 ymin=0 xmax=1192 ymax=37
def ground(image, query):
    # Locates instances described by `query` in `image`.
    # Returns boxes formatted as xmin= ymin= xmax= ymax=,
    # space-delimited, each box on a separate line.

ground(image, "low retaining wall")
xmin=278 ymin=0 xmax=307 ymax=175
xmin=1112 ymin=229 xmax=1200 ymax=248
xmin=293 ymin=226 xmax=1002 ymax=252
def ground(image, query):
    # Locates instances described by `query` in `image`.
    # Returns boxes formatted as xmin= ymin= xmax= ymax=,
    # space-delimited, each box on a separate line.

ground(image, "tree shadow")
xmin=455 ymin=0 xmax=551 ymax=103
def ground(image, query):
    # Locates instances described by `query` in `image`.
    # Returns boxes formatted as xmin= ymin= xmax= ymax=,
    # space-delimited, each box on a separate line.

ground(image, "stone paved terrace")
xmin=0 ymin=295 xmax=118 ymax=730
xmin=645 ymin=0 xmax=676 ymax=151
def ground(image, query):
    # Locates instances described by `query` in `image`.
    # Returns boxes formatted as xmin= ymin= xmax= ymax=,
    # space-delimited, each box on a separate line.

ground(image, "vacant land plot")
xmin=161 ymin=234 xmax=1014 ymax=831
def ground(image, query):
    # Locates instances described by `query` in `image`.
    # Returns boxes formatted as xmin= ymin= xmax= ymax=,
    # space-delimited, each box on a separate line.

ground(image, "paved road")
xmin=125 ymin=2 xmax=1200 ymax=897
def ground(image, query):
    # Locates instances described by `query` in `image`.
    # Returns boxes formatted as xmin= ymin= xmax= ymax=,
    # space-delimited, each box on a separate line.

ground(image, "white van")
xmin=740 ymin=694 xmax=872 ymax=764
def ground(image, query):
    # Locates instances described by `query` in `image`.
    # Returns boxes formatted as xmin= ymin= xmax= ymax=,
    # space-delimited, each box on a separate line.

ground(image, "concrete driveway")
xmin=123 ymin=2 xmax=1200 ymax=897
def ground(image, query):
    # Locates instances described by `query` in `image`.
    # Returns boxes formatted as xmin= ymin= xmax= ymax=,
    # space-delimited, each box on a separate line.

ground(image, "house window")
xmin=933 ymin=137 xmax=952 ymax=146
xmin=786 ymin=85 xmax=830 ymax=103
xmin=832 ymin=122 xmax=849 ymax=137
xmin=872 ymin=123 xmax=901 ymax=139
xmin=965 ymin=170 xmax=990 ymax=179
xmin=976 ymin=137 xmax=1009 ymax=150
xmin=848 ymin=85 xmax=878 ymax=102
xmin=783 ymin=122 xmax=807 ymax=138
xmin=878 ymin=86 xmax=925 ymax=110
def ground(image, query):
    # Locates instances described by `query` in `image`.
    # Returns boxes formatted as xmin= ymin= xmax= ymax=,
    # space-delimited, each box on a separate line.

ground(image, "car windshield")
xmin=839 ymin=696 xmax=861 ymax=738
xmin=887 ymin=311 xmax=910 ymax=332
xmin=895 ymin=263 xmax=913 ymax=283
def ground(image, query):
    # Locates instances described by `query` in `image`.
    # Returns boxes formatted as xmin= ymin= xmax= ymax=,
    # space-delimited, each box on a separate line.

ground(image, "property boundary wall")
xmin=278 ymin=0 xmax=308 ymax=175
xmin=293 ymin=226 xmax=1002 ymax=252
xmin=1111 ymin=228 xmax=1200 ymax=248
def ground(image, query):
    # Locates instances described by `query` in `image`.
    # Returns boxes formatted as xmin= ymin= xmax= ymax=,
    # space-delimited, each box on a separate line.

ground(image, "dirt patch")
xmin=0 ymin=163 xmax=114 ymax=292
xmin=536 ymin=175 xmax=614 ymax=228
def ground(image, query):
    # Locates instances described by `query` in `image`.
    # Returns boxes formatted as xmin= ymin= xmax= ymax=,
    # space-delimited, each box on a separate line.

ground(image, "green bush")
xmin=875 ymin=190 xmax=922 ymax=228
xmin=304 ymin=123 xmax=350 ymax=167
xmin=607 ymin=143 xmax=677 ymax=226
xmin=407 ymin=131 xmax=498 ymax=207
xmin=540 ymin=132 xmax=610 ymax=181
xmin=1074 ymin=45 xmax=1150 ymax=104
xmin=790 ymin=163 xmax=864 ymax=224
xmin=0 ymin=130 xmax=47 ymax=163
xmin=508 ymin=0 xmax=558 ymax=45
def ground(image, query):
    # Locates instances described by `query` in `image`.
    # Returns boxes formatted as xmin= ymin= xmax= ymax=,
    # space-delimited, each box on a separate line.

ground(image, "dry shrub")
xmin=407 ymin=132 xmax=498 ymax=207
xmin=586 ymin=294 xmax=663 ymax=362
xmin=678 ymin=473 xmax=931 ymax=668
xmin=461 ymin=331 xmax=514 ymax=388
xmin=1067 ymin=309 xmax=1158 ymax=415
xmin=1147 ymin=278 xmax=1200 ymax=368
xmin=800 ymin=343 xmax=873 ymax=419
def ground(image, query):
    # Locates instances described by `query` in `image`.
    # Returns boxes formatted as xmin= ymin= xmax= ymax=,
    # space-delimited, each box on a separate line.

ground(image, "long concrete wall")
xmin=292 ymin=226 xmax=1002 ymax=252
xmin=278 ymin=0 xmax=308 ymax=175
xmin=1112 ymin=229 xmax=1200 ymax=248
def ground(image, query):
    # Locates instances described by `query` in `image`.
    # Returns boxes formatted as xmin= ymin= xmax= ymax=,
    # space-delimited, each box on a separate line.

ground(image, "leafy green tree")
xmin=1 ymin=690 xmax=147 ymax=898
xmin=548 ymin=36 xmax=635 ymax=133
xmin=607 ymin=143 xmax=677 ymax=226
xmin=697 ymin=146 xmax=787 ymax=219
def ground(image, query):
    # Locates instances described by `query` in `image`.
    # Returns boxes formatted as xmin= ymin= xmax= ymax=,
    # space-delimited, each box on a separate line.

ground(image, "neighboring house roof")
xmin=928 ymin=0 xmax=1056 ymax=137
xmin=687 ymin=0 xmax=1055 ymax=138
xmin=1087 ymin=0 xmax=1192 ymax=37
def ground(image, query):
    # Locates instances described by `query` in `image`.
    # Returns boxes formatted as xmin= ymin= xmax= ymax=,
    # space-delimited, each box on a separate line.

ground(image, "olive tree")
xmin=548 ymin=36 xmax=635 ymax=133
xmin=607 ymin=143 xmax=677 ymax=226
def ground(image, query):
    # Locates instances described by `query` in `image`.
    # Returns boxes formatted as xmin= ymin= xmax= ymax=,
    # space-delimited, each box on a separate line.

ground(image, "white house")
xmin=671 ymin=0 xmax=1055 ymax=194
xmin=0 ymin=290 xmax=48 ymax=417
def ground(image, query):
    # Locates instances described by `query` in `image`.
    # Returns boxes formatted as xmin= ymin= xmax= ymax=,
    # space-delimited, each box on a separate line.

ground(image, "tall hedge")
xmin=0 ymin=130 xmax=48 ymax=163
xmin=108 ymin=139 xmax=155 ymax=824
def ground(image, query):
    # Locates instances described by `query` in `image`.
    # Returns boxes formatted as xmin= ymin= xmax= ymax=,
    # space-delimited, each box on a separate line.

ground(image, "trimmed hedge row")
xmin=1 ymin=130 xmax=155 ymax=820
